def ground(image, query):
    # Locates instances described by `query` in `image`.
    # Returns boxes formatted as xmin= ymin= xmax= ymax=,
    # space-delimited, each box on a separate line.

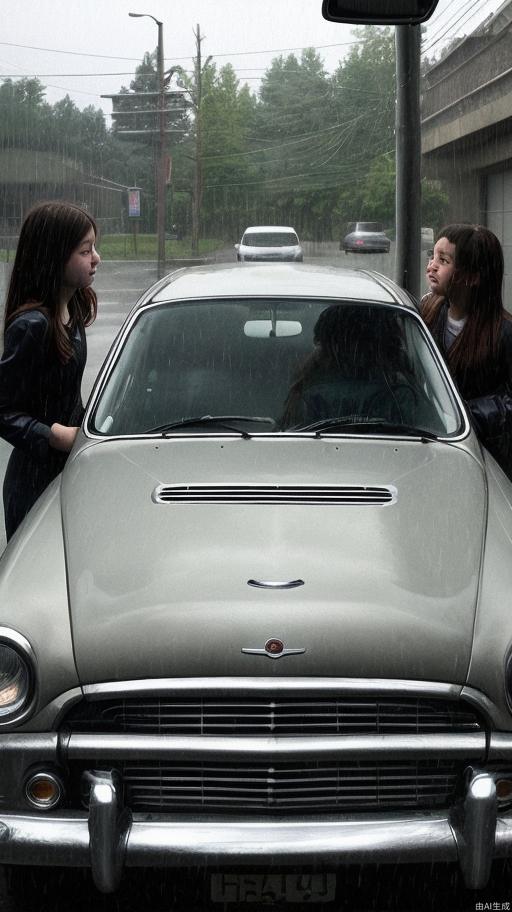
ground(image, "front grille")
xmin=152 ymin=484 xmax=397 ymax=505
xmin=79 ymin=759 xmax=461 ymax=813
xmin=64 ymin=695 xmax=482 ymax=736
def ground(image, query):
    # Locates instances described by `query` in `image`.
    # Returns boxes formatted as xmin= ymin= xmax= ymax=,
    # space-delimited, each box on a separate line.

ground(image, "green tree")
xmin=330 ymin=26 xmax=396 ymax=232
xmin=420 ymin=179 xmax=449 ymax=233
xmin=0 ymin=78 xmax=51 ymax=148
xmin=249 ymin=49 xmax=336 ymax=236
xmin=361 ymin=152 xmax=396 ymax=225
xmin=362 ymin=154 xmax=449 ymax=233
xmin=200 ymin=63 xmax=258 ymax=239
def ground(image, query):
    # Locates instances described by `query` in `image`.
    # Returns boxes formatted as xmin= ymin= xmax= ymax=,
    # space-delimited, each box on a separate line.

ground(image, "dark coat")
xmin=0 ymin=309 xmax=86 ymax=539
xmin=422 ymin=294 xmax=512 ymax=478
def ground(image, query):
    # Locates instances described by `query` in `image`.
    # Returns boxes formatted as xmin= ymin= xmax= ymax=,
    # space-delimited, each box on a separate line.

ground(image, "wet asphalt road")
xmin=0 ymin=246 xmax=495 ymax=911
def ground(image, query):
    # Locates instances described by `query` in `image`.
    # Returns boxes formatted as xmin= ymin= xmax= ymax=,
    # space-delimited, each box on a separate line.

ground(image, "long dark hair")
xmin=281 ymin=304 xmax=409 ymax=426
xmin=422 ymin=223 xmax=506 ymax=376
xmin=4 ymin=200 xmax=98 ymax=362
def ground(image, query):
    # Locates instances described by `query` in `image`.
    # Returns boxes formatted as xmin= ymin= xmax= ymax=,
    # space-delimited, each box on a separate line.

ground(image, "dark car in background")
xmin=341 ymin=221 xmax=391 ymax=254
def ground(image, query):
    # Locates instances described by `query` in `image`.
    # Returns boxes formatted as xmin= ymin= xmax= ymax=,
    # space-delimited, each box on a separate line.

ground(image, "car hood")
xmin=63 ymin=436 xmax=485 ymax=684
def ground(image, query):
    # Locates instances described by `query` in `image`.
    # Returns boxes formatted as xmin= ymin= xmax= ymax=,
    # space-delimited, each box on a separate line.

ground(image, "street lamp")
xmin=129 ymin=12 xmax=166 ymax=278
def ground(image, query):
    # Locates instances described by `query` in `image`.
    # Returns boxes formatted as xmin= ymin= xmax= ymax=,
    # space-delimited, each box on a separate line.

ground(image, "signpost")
xmin=127 ymin=187 xmax=141 ymax=255
xmin=128 ymin=188 xmax=141 ymax=218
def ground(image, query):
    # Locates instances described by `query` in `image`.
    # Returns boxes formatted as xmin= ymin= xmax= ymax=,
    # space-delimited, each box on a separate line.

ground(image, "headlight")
xmin=0 ymin=630 xmax=34 ymax=720
xmin=505 ymin=649 xmax=512 ymax=714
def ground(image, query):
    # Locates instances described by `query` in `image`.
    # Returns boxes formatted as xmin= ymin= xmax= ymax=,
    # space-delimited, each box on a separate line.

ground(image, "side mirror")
xmin=322 ymin=0 xmax=439 ymax=24
xmin=234 ymin=243 xmax=240 ymax=251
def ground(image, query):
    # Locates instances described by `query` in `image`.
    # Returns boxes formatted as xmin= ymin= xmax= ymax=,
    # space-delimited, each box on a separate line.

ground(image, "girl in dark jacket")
xmin=0 ymin=201 xmax=100 ymax=540
xmin=422 ymin=223 xmax=512 ymax=477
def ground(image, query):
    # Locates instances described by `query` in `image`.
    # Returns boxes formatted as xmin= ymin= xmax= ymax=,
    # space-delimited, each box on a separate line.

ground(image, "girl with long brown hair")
xmin=422 ymin=223 xmax=512 ymax=475
xmin=0 ymin=200 xmax=100 ymax=540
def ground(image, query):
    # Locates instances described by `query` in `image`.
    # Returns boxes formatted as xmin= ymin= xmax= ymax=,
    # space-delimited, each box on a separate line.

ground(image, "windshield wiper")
xmin=146 ymin=415 xmax=275 ymax=438
xmin=292 ymin=417 xmax=438 ymax=440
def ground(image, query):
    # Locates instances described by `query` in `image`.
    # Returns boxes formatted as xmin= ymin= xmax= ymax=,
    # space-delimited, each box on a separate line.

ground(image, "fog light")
xmin=496 ymin=778 xmax=512 ymax=803
xmin=25 ymin=772 xmax=63 ymax=809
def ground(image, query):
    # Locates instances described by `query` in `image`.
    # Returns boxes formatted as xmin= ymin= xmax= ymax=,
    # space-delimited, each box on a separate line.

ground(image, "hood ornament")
xmin=242 ymin=637 xmax=306 ymax=659
xmin=248 ymin=579 xmax=304 ymax=589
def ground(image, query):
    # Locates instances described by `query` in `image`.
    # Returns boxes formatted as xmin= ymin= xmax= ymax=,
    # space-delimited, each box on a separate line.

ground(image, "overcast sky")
xmin=1 ymin=0 xmax=505 ymax=115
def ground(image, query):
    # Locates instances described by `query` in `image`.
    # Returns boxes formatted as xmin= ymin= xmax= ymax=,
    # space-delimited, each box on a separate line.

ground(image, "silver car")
xmin=341 ymin=221 xmax=391 ymax=254
xmin=235 ymin=225 xmax=303 ymax=262
xmin=0 ymin=262 xmax=511 ymax=898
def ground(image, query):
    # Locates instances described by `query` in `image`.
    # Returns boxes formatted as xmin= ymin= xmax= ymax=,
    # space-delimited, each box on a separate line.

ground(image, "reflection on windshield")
xmin=90 ymin=299 xmax=461 ymax=437
xmin=242 ymin=233 xmax=299 ymax=247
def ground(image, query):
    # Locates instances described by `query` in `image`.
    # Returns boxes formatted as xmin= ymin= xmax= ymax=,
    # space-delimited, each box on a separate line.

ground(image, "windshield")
xmin=354 ymin=223 xmax=383 ymax=233
xmin=242 ymin=232 xmax=299 ymax=247
xmin=90 ymin=299 xmax=462 ymax=437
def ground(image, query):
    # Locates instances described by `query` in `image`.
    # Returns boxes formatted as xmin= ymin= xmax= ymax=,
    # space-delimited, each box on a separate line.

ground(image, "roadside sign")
xmin=128 ymin=188 xmax=141 ymax=218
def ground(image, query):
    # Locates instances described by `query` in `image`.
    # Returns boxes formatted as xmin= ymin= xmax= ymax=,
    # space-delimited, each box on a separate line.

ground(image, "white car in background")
xmin=235 ymin=225 xmax=303 ymax=262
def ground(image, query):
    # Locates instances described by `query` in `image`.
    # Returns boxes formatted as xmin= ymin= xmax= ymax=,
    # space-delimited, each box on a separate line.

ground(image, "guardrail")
xmin=0 ymin=237 xmax=18 ymax=262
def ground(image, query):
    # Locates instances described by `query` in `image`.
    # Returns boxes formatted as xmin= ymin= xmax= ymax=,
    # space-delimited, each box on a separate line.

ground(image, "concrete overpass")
xmin=421 ymin=0 xmax=512 ymax=302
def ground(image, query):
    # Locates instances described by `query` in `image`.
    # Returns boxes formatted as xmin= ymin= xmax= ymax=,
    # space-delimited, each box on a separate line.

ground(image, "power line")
xmin=203 ymin=153 xmax=393 ymax=190
xmin=421 ymin=0 xmax=494 ymax=56
xmin=202 ymin=121 xmax=351 ymax=160
xmin=0 ymin=72 xmax=139 ymax=78
xmin=208 ymin=41 xmax=359 ymax=59
xmin=421 ymin=0 xmax=476 ymax=48
xmin=0 ymin=42 xmax=142 ymax=61
xmin=0 ymin=39 xmax=359 ymax=63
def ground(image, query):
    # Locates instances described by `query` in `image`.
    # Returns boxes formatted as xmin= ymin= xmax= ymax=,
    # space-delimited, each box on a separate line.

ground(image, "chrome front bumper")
xmin=3 ymin=678 xmax=512 ymax=894
xmin=0 ymin=768 xmax=509 ymax=893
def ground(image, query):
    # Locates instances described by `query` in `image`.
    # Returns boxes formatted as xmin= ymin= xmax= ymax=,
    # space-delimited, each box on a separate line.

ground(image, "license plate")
xmin=211 ymin=873 xmax=336 ymax=903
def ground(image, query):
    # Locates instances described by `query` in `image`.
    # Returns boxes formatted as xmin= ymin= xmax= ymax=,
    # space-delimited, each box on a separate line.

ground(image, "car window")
xmin=90 ymin=299 xmax=462 ymax=437
xmin=355 ymin=222 xmax=383 ymax=232
xmin=242 ymin=232 xmax=299 ymax=247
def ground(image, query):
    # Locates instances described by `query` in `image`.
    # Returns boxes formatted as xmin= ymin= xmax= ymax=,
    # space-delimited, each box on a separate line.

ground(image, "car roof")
xmin=148 ymin=262 xmax=413 ymax=308
xmin=242 ymin=225 xmax=297 ymax=233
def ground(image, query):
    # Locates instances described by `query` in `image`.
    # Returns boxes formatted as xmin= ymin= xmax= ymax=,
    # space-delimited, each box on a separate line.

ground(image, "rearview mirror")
xmin=322 ymin=0 xmax=440 ymax=24
xmin=244 ymin=320 xmax=302 ymax=339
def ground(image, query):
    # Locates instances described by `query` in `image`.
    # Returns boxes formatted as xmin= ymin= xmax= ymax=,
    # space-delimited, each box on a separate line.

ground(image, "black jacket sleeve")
xmin=468 ymin=391 xmax=512 ymax=437
xmin=467 ymin=322 xmax=512 ymax=476
xmin=0 ymin=313 xmax=53 ymax=457
xmin=467 ymin=323 xmax=512 ymax=426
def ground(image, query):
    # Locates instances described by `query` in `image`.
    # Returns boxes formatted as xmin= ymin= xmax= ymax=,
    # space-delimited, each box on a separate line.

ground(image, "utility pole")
xmin=155 ymin=17 xmax=166 ymax=278
xmin=104 ymin=15 xmax=187 ymax=277
xmin=394 ymin=24 xmax=422 ymax=300
xmin=191 ymin=24 xmax=203 ymax=258
xmin=120 ymin=12 xmax=168 ymax=278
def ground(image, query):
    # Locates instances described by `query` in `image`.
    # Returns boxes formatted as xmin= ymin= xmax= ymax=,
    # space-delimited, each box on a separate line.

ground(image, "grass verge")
xmin=0 ymin=235 xmax=224 ymax=262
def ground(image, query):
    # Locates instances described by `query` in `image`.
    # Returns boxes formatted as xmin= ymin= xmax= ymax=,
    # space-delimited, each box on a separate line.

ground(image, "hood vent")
xmin=152 ymin=484 xmax=397 ymax=506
